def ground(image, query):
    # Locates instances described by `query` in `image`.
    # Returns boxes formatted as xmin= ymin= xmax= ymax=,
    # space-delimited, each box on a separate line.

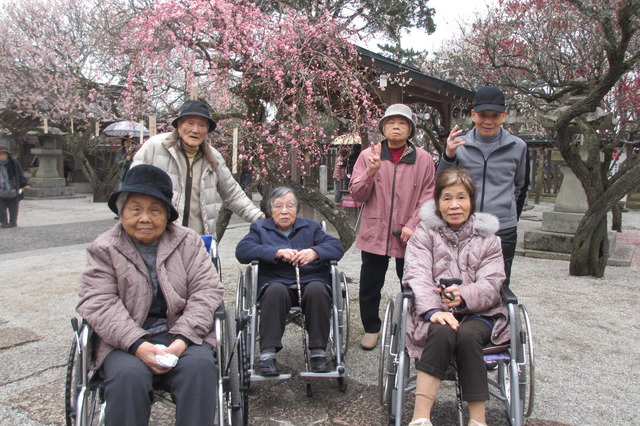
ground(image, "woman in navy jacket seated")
xmin=236 ymin=186 xmax=344 ymax=377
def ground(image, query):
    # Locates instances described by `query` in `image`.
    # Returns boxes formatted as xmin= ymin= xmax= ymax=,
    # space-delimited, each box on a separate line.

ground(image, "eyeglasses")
xmin=272 ymin=204 xmax=296 ymax=212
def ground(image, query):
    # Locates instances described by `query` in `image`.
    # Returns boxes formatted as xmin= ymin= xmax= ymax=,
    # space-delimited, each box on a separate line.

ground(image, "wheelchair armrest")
xmin=402 ymin=287 xmax=415 ymax=301
xmin=500 ymin=285 xmax=518 ymax=305
xmin=214 ymin=301 xmax=226 ymax=320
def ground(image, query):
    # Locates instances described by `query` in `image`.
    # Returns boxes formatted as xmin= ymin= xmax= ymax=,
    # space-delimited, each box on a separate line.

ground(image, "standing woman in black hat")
xmin=0 ymin=144 xmax=28 ymax=228
xmin=437 ymin=86 xmax=528 ymax=287
xmin=132 ymin=100 xmax=263 ymax=236
xmin=77 ymin=164 xmax=223 ymax=425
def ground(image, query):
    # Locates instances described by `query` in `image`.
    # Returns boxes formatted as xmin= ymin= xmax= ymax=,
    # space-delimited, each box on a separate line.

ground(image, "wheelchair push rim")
xmin=378 ymin=297 xmax=395 ymax=407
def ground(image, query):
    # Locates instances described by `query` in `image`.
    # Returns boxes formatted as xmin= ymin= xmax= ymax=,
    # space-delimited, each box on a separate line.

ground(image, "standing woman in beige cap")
xmin=348 ymin=104 xmax=436 ymax=350
xmin=0 ymin=144 xmax=28 ymax=228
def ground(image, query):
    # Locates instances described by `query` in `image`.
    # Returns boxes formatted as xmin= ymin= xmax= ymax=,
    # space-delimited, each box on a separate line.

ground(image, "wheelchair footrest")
xmin=484 ymin=353 xmax=510 ymax=363
xmin=249 ymin=370 xmax=292 ymax=381
xmin=299 ymin=368 xmax=347 ymax=379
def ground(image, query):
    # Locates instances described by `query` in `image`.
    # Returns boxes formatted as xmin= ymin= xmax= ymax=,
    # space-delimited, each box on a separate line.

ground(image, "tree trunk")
xmin=569 ymin=212 xmax=609 ymax=277
xmin=215 ymin=204 xmax=234 ymax=242
xmin=290 ymin=182 xmax=356 ymax=250
xmin=93 ymin=182 xmax=116 ymax=202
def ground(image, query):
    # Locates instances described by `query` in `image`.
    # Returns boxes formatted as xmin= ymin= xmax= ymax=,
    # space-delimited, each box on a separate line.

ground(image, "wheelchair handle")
xmin=392 ymin=229 xmax=402 ymax=237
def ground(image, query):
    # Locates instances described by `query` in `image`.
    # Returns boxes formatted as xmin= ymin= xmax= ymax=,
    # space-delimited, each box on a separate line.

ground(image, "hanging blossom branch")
xmin=122 ymin=0 xmax=380 ymax=180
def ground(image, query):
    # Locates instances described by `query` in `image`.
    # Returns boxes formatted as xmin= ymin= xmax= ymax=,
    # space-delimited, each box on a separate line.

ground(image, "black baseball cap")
xmin=472 ymin=86 xmax=506 ymax=113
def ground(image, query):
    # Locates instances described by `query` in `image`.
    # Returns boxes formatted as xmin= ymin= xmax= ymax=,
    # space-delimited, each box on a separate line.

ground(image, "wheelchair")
xmin=378 ymin=286 xmax=535 ymax=426
xmin=235 ymin=258 xmax=350 ymax=396
xmin=64 ymin=235 xmax=247 ymax=426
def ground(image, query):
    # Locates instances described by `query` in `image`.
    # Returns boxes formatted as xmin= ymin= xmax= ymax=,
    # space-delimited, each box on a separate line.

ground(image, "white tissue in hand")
xmin=155 ymin=353 xmax=178 ymax=368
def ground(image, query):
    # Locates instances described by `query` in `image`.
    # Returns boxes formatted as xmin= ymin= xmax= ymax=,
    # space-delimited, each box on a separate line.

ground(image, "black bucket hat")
xmin=171 ymin=100 xmax=217 ymax=132
xmin=472 ymin=86 xmax=506 ymax=113
xmin=108 ymin=164 xmax=179 ymax=222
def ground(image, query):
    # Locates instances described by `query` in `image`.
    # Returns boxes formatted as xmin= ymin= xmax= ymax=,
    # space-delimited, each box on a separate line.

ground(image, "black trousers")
xmin=496 ymin=226 xmax=517 ymax=287
xmin=259 ymin=280 xmax=331 ymax=351
xmin=0 ymin=197 xmax=19 ymax=225
xmin=416 ymin=320 xmax=491 ymax=402
xmin=359 ymin=251 xmax=404 ymax=333
xmin=101 ymin=337 xmax=217 ymax=426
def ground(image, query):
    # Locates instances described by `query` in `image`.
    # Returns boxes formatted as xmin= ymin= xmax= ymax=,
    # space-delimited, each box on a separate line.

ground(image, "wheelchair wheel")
xmin=501 ymin=303 xmax=535 ymax=426
xmin=339 ymin=271 xmax=350 ymax=358
xmin=235 ymin=272 xmax=244 ymax=320
xmin=378 ymin=293 xmax=399 ymax=407
xmin=65 ymin=334 xmax=80 ymax=425
xmin=328 ymin=271 xmax=350 ymax=364
xmin=65 ymin=326 xmax=103 ymax=426
xmin=224 ymin=309 xmax=248 ymax=426
xmin=519 ymin=304 xmax=535 ymax=418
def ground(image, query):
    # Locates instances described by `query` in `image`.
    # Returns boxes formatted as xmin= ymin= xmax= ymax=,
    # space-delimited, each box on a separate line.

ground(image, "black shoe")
xmin=258 ymin=358 xmax=279 ymax=377
xmin=310 ymin=356 xmax=331 ymax=373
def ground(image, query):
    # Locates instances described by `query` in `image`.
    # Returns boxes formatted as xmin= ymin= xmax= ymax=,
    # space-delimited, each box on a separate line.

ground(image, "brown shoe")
xmin=360 ymin=332 xmax=379 ymax=350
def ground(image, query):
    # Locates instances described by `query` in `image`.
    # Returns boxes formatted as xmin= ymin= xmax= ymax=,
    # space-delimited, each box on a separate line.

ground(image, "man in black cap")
xmin=437 ymin=86 xmax=528 ymax=287
xmin=132 ymin=100 xmax=263 ymax=235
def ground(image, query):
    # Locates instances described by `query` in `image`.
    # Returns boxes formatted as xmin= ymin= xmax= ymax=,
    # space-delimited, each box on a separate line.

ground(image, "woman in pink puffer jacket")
xmin=402 ymin=168 xmax=508 ymax=426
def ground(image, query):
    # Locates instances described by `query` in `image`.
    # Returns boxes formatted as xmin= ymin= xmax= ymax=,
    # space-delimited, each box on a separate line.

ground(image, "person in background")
xmin=114 ymin=138 xmax=136 ymax=189
xmin=132 ymin=100 xmax=263 ymax=235
xmin=235 ymin=186 xmax=344 ymax=376
xmin=332 ymin=148 xmax=349 ymax=206
xmin=345 ymin=143 xmax=361 ymax=186
xmin=437 ymin=86 xmax=528 ymax=287
xmin=348 ymin=104 xmax=436 ymax=350
xmin=403 ymin=168 xmax=508 ymax=426
xmin=0 ymin=144 xmax=28 ymax=228
xmin=77 ymin=165 xmax=223 ymax=425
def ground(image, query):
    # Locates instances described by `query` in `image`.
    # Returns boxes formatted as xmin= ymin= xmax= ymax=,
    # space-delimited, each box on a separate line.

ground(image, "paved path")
xmin=0 ymin=197 xmax=639 ymax=425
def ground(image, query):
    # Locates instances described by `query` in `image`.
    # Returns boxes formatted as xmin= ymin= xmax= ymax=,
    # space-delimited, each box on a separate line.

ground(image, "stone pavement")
xmin=1 ymin=196 xmax=639 ymax=425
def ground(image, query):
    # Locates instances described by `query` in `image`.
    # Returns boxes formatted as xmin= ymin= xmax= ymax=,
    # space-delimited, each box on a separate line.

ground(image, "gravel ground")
xmin=0 ymin=196 xmax=638 ymax=425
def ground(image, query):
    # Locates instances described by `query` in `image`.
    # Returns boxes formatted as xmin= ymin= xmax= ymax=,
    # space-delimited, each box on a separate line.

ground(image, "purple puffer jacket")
xmin=77 ymin=223 xmax=223 ymax=370
xmin=349 ymin=140 xmax=435 ymax=258
xmin=403 ymin=200 xmax=509 ymax=359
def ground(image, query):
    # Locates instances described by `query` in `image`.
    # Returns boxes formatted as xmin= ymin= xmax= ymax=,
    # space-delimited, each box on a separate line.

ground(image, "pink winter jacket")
xmin=349 ymin=140 xmax=435 ymax=258
xmin=77 ymin=223 xmax=223 ymax=370
xmin=403 ymin=200 xmax=509 ymax=359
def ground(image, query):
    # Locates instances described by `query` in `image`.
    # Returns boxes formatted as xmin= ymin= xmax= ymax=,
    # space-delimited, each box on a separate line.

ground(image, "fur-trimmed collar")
xmin=161 ymin=130 xmax=218 ymax=169
xmin=419 ymin=199 xmax=500 ymax=237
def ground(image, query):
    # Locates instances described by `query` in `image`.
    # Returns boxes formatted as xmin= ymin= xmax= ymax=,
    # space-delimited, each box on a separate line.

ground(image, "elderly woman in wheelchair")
xmin=76 ymin=165 xmax=223 ymax=425
xmin=402 ymin=168 xmax=508 ymax=426
xmin=235 ymin=186 xmax=344 ymax=377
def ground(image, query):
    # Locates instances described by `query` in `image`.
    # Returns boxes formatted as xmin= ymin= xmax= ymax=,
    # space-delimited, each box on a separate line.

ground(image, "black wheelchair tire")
xmin=65 ymin=335 xmax=79 ymax=426
xmin=225 ymin=309 xmax=247 ymax=426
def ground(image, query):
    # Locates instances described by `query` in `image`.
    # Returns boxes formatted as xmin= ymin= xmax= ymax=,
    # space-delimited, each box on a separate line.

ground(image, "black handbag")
xmin=0 ymin=189 xmax=17 ymax=200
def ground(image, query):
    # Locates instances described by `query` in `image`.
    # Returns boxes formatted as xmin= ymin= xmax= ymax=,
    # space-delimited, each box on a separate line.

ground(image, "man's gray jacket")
xmin=437 ymin=128 xmax=527 ymax=230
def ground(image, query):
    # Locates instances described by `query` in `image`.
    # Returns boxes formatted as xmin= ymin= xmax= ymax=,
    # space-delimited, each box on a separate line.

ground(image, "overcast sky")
xmin=366 ymin=0 xmax=496 ymax=56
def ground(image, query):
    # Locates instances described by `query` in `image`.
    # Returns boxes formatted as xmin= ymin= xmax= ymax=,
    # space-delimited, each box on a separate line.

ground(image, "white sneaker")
xmin=468 ymin=420 xmax=487 ymax=426
xmin=409 ymin=419 xmax=433 ymax=426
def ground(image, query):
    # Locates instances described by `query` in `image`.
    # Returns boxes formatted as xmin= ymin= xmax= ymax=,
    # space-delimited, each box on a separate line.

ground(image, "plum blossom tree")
xmin=0 ymin=0 xmax=151 ymax=200
xmin=123 ymin=0 xmax=382 ymax=245
xmin=422 ymin=0 xmax=640 ymax=277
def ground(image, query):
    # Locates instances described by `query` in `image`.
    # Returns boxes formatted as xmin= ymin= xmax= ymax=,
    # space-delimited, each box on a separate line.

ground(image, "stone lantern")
xmin=23 ymin=126 xmax=75 ymax=198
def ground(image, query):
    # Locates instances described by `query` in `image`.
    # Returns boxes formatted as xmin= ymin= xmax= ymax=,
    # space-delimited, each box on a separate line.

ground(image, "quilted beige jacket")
xmin=77 ymin=223 xmax=223 ymax=369
xmin=132 ymin=131 xmax=262 ymax=235
xmin=403 ymin=200 xmax=509 ymax=358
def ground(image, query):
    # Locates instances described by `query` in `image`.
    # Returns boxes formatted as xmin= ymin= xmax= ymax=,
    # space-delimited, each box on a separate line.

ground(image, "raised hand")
xmin=445 ymin=125 xmax=466 ymax=159
xmin=366 ymin=142 xmax=382 ymax=177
